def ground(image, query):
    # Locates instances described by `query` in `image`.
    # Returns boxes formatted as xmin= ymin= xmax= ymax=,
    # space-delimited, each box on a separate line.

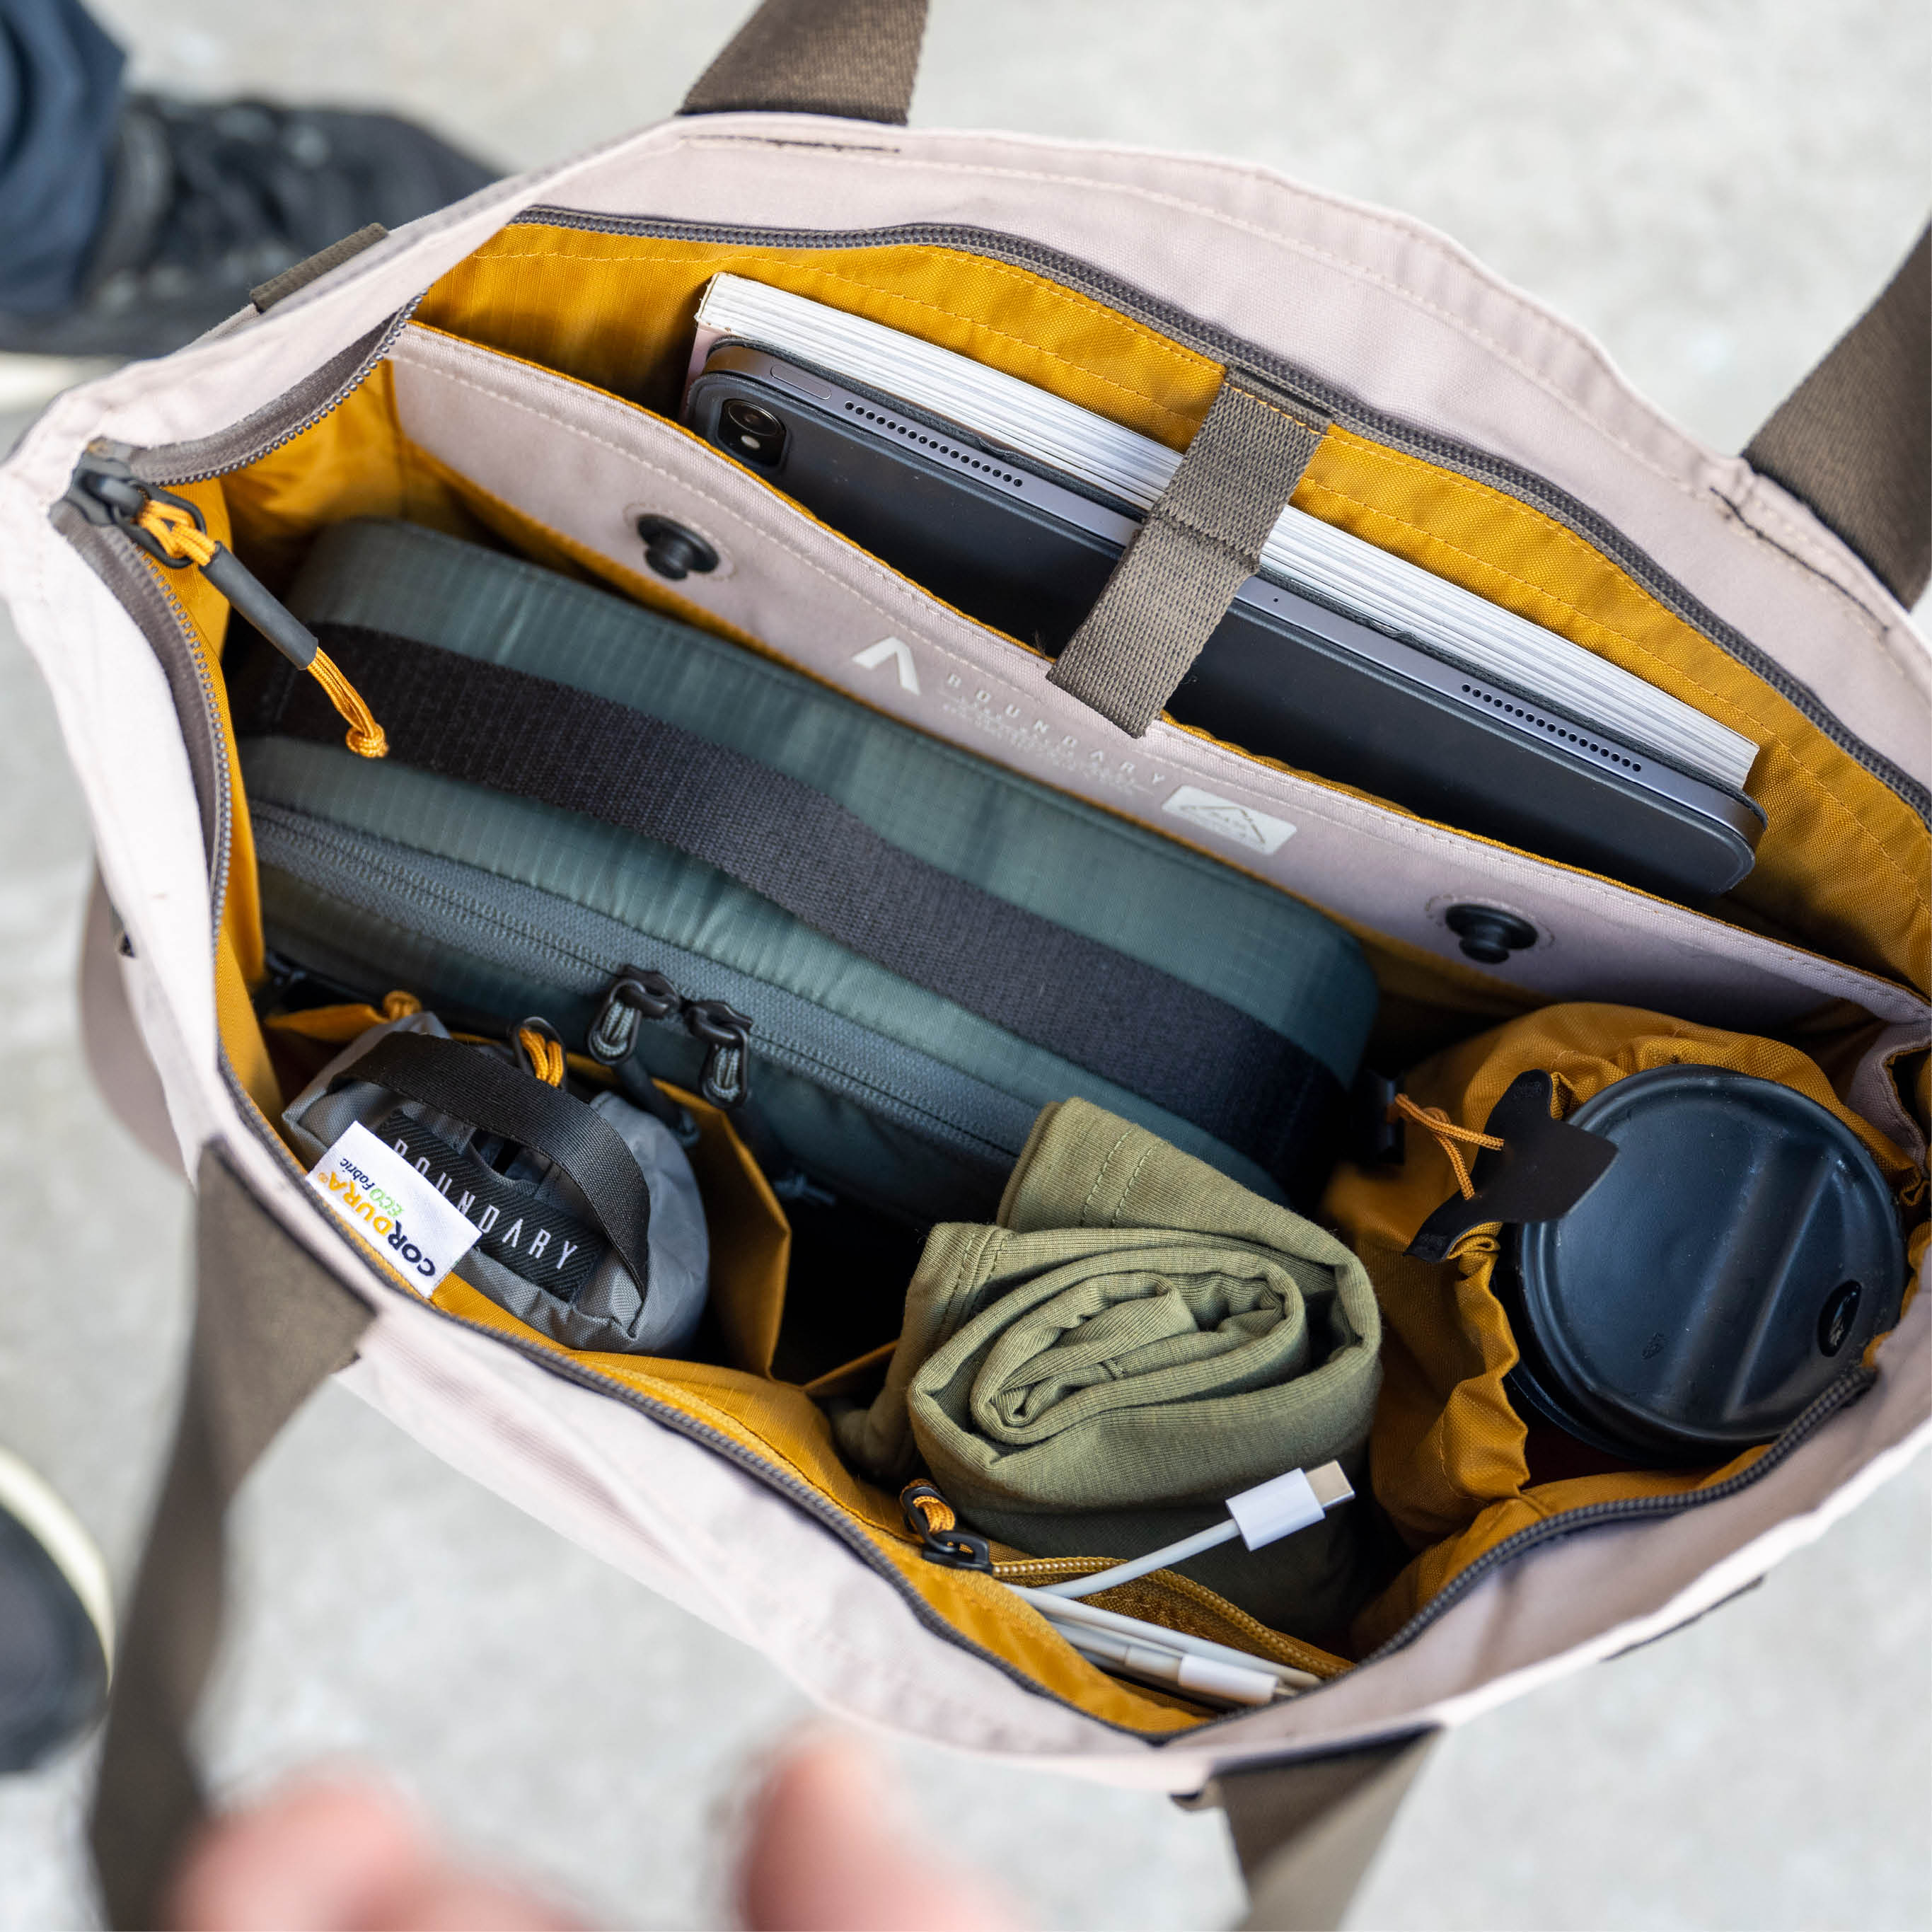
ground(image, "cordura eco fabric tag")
xmin=306 ymin=1119 xmax=482 ymax=1295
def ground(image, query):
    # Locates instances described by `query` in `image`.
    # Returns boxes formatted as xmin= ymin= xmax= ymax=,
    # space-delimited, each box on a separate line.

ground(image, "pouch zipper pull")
xmin=588 ymin=968 xmax=683 ymax=1064
xmin=900 ymin=1481 xmax=992 ymax=1571
xmin=587 ymin=969 xmax=699 ymax=1143
xmin=65 ymin=449 xmax=386 ymax=758
xmin=683 ymin=997 xmax=755 ymax=1109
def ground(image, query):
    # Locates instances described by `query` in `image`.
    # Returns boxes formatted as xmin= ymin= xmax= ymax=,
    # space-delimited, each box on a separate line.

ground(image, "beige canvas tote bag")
xmin=1 ymin=1 xmax=1925 ymax=1924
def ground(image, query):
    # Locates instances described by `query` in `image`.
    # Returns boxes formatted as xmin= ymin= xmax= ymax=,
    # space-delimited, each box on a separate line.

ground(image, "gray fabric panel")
xmin=250 ymin=802 xmax=1289 ymax=1205
xmin=287 ymin=517 xmax=1375 ymax=1075
xmin=679 ymin=0 xmax=927 ymax=124
xmin=1048 ymin=374 xmax=1330 ymax=737
xmin=89 ymin=1150 xmax=374 ymax=1929
xmin=1745 ymin=224 xmax=1931 ymax=608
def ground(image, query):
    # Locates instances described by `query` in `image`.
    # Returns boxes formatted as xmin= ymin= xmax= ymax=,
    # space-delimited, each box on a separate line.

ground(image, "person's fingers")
xmin=168 ymin=1778 xmax=430 ymax=1931
xmin=166 ymin=1774 xmax=582 ymax=1931
xmin=736 ymin=1730 xmax=1020 ymax=1932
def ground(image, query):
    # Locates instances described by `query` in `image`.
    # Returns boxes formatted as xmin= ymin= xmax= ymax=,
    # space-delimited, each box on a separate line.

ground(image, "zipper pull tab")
xmin=587 ymin=969 xmax=698 ymax=1143
xmin=66 ymin=451 xmax=386 ymax=759
xmin=900 ymin=1482 xmax=992 ymax=1571
xmin=588 ymin=968 xmax=683 ymax=1063
xmin=683 ymin=997 xmax=754 ymax=1109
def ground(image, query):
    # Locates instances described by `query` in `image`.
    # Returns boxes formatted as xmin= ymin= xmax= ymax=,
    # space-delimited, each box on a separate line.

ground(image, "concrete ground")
xmin=1 ymin=2 xmax=1928 ymax=1926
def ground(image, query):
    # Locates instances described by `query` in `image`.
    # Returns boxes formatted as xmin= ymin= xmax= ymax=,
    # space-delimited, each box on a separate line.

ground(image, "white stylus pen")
xmin=1010 ymin=1587 xmax=1321 ymax=1693
xmin=1058 ymin=1627 xmax=1281 ymax=1708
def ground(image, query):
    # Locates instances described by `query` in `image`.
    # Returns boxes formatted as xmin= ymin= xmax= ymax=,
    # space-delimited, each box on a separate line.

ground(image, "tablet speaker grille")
xmin=1460 ymin=681 xmax=1644 ymax=773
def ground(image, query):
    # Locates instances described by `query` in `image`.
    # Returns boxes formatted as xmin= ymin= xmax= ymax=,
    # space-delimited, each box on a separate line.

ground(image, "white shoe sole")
xmin=0 ymin=1447 xmax=115 ymax=1678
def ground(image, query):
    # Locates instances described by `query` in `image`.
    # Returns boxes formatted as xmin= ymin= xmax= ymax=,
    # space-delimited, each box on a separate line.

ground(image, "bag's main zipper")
xmin=53 ymin=219 xmax=1915 ymax=1749
xmin=1345 ymin=1362 xmax=1880 ymax=1678
xmin=55 ymin=493 xmax=1906 ymax=1742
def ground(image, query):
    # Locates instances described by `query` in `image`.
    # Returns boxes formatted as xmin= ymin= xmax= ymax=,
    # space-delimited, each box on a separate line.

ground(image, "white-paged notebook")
xmin=693 ymin=274 xmax=1757 ymax=795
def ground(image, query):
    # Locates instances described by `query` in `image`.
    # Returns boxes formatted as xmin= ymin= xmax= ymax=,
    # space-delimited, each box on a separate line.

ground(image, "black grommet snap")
xmin=635 ymin=515 xmax=719 ymax=582
xmin=1445 ymin=904 xmax=1539 ymax=964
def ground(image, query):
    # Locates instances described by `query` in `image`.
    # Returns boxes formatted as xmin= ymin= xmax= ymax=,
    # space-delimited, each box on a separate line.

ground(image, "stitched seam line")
xmin=1078 ymin=1125 xmax=1140 ymax=1226
xmin=1107 ymin=1140 xmax=1159 ymax=1228
xmin=1145 ymin=502 xmax=1258 ymax=567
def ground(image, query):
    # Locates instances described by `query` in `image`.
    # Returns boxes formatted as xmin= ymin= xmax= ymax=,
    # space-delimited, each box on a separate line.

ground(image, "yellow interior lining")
xmin=179 ymin=223 xmax=1929 ymax=1730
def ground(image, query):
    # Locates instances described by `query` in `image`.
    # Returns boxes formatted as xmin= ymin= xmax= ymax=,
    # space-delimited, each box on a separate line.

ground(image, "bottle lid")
xmin=1501 ymin=1065 xmax=1905 ymax=1465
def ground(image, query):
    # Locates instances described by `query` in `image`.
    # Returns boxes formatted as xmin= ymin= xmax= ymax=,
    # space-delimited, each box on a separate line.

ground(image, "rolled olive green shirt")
xmin=840 ymin=1099 xmax=1382 ymax=1638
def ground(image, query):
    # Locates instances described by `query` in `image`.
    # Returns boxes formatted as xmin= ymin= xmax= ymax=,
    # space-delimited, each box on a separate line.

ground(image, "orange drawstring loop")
xmin=134 ymin=499 xmax=386 ymax=759
xmin=516 ymin=1026 xmax=566 ymax=1087
xmin=1388 ymin=1092 xmax=1504 ymax=1200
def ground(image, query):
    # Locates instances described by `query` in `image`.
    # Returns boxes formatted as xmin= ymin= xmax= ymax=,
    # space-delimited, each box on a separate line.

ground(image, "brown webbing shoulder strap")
xmin=1744 ymin=224 xmax=1931 ymax=608
xmin=680 ymin=0 xmax=928 ymax=125
xmin=89 ymin=1148 xmax=373 ymax=1929
xmin=1214 ymin=1734 xmax=1440 ymax=1932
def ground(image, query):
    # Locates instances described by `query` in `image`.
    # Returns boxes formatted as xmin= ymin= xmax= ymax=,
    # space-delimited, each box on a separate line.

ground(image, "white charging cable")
xmin=1007 ymin=1461 xmax=1356 ymax=1708
xmin=1037 ymin=1460 xmax=1355 ymax=1601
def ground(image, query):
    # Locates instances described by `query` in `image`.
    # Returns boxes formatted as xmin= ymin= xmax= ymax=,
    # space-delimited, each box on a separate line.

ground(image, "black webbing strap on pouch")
xmin=331 ymin=1031 xmax=654 ymax=1290
xmin=233 ymin=624 xmax=1346 ymax=1200
xmin=680 ymin=0 xmax=928 ymax=125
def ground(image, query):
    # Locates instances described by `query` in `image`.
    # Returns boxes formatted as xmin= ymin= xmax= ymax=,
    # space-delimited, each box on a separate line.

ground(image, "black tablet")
xmin=686 ymin=345 xmax=1764 ymax=902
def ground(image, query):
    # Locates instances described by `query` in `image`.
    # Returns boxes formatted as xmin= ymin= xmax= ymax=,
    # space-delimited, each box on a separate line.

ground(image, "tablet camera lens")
xmin=721 ymin=399 xmax=787 ymax=468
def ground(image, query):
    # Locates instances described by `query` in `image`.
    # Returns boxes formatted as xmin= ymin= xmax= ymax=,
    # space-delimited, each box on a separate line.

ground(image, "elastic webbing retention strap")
xmin=236 ymin=628 xmax=1341 ymax=1198
xmin=1049 ymin=372 xmax=1331 ymax=737
xmin=332 ymin=1031 xmax=654 ymax=1290
xmin=90 ymin=1150 xmax=374 ymax=1929
xmin=1745 ymin=223 xmax=1931 ymax=608
xmin=680 ymin=0 xmax=928 ymax=124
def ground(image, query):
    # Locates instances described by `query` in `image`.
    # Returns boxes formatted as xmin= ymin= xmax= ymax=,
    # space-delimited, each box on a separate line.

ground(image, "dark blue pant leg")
xmin=0 ymin=0 xmax=123 ymax=313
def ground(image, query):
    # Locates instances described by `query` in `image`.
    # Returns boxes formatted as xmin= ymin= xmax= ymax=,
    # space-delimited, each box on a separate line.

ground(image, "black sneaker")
xmin=0 ymin=93 xmax=495 ymax=359
xmin=0 ymin=1447 xmax=113 ymax=1772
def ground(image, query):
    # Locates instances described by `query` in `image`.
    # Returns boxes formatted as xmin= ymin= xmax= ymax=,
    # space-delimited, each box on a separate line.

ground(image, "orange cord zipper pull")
xmin=514 ymin=1018 xmax=567 ymax=1088
xmin=900 ymin=1481 xmax=991 ymax=1571
xmin=120 ymin=486 xmax=387 ymax=759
